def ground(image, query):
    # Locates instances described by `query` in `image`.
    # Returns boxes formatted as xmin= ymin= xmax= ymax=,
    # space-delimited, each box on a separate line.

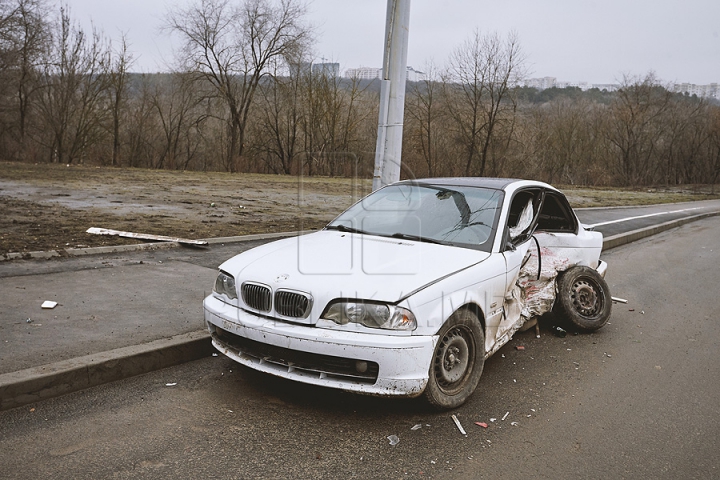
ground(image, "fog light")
xmin=355 ymin=361 xmax=368 ymax=373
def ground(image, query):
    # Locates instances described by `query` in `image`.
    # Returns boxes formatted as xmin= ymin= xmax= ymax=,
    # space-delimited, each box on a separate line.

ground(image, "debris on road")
xmin=387 ymin=435 xmax=399 ymax=446
xmin=86 ymin=227 xmax=209 ymax=246
xmin=515 ymin=345 xmax=526 ymax=351
xmin=611 ymin=296 xmax=628 ymax=304
xmin=411 ymin=424 xmax=423 ymax=431
xmin=474 ymin=422 xmax=488 ymax=428
xmin=165 ymin=383 xmax=177 ymax=386
xmin=550 ymin=325 xmax=567 ymax=338
xmin=41 ymin=301 xmax=58 ymax=309
xmin=502 ymin=411 xmax=510 ymax=421
xmin=451 ymin=415 xmax=467 ymax=435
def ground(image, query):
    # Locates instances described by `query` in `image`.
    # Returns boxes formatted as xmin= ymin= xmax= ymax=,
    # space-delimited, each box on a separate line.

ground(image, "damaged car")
xmin=203 ymin=178 xmax=611 ymax=409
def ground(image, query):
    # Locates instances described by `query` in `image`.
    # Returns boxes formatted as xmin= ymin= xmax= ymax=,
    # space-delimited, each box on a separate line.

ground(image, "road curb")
xmin=0 ymin=331 xmax=213 ymax=411
xmin=602 ymin=211 xmax=720 ymax=250
xmin=575 ymin=198 xmax=720 ymax=212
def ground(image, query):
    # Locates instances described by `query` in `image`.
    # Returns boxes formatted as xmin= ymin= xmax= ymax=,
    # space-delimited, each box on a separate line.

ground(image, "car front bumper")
xmin=203 ymin=295 xmax=436 ymax=397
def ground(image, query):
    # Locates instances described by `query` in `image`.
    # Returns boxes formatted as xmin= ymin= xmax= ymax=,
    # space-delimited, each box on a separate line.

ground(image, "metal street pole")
xmin=372 ymin=0 xmax=411 ymax=191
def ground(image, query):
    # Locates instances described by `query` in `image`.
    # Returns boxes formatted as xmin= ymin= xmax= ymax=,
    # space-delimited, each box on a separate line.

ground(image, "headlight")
xmin=322 ymin=300 xmax=416 ymax=331
xmin=213 ymin=271 xmax=237 ymax=300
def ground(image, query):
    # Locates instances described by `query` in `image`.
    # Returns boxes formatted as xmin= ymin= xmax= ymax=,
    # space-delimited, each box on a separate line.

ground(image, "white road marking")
xmin=587 ymin=206 xmax=707 ymax=228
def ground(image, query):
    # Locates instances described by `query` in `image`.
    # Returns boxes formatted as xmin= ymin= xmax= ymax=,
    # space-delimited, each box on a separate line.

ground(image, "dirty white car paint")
xmin=203 ymin=178 xmax=610 ymax=409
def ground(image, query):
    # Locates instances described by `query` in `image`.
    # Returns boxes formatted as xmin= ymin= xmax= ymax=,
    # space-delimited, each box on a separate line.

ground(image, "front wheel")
xmin=553 ymin=265 xmax=612 ymax=332
xmin=424 ymin=309 xmax=485 ymax=410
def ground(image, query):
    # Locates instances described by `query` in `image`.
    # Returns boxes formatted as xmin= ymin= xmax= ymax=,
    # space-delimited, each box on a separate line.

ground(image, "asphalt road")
xmin=1 ymin=215 xmax=718 ymax=479
xmin=575 ymin=198 xmax=720 ymax=237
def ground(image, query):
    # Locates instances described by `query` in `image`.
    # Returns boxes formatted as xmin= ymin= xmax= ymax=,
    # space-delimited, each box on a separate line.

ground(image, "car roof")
xmin=396 ymin=177 xmax=527 ymax=190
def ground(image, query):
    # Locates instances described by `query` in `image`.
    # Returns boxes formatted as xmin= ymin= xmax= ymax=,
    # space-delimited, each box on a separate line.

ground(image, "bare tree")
xmin=605 ymin=73 xmax=673 ymax=185
xmin=705 ymin=105 xmax=720 ymax=192
xmin=149 ymin=71 xmax=208 ymax=170
xmin=527 ymin=98 xmax=606 ymax=184
xmin=405 ymin=62 xmax=449 ymax=177
xmin=250 ymin=61 xmax=305 ymax=174
xmin=659 ymin=95 xmax=711 ymax=185
xmin=35 ymin=5 xmax=111 ymax=164
xmin=299 ymin=68 xmax=370 ymax=177
xmin=443 ymin=30 xmax=525 ymax=177
xmin=107 ymin=32 xmax=133 ymax=166
xmin=123 ymin=75 xmax=156 ymax=168
xmin=165 ymin=0 xmax=312 ymax=172
xmin=0 ymin=0 xmax=23 ymax=130
xmin=0 ymin=0 xmax=48 ymax=155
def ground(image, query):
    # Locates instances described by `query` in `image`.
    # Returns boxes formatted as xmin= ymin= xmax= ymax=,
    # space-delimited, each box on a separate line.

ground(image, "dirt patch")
xmin=0 ymin=162 xmax=370 ymax=255
xmin=1 ymin=161 xmax=718 ymax=256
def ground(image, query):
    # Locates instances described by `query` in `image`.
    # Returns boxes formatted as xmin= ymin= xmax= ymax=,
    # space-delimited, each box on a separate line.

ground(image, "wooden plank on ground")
xmin=86 ymin=227 xmax=209 ymax=246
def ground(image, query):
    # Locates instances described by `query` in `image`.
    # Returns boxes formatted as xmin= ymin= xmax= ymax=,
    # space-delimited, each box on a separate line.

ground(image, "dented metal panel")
xmin=487 ymin=239 xmax=593 ymax=358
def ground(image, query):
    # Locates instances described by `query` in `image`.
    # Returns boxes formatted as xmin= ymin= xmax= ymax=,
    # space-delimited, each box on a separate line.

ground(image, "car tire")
xmin=424 ymin=309 xmax=485 ymax=410
xmin=553 ymin=265 xmax=612 ymax=332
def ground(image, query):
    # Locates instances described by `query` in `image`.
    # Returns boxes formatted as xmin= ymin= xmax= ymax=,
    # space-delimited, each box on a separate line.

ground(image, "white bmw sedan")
xmin=203 ymin=178 xmax=611 ymax=409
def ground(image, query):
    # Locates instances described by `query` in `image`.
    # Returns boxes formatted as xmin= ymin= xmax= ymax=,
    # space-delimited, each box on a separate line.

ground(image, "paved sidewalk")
xmin=0 ymin=234 xmax=289 ymax=410
xmin=1 ymin=260 xmax=214 ymax=375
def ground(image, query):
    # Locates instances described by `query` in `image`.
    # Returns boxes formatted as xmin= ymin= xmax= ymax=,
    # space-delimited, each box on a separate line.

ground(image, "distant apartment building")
xmin=405 ymin=66 xmax=425 ymax=82
xmin=525 ymin=77 xmax=557 ymax=90
xmin=524 ymin=77 xmax=619 ymax=92
xmin=344 ymin=65 xmax=425 ymax=82
xmin=525 ymin=78 xmax=720 ymax=97
xmin=672 ymin=83 xmax=719 ymax=99
xmin=344 ymin=67 xmax=382 ymax=80
xmin=592 ymin=84 xmax=620 ymax=92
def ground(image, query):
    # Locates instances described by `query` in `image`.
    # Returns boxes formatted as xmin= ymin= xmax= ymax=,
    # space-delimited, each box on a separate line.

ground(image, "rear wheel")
xmin=424 ymin=309 xmax=485 ymax=410
xmin=553 ymin=266 xmax=612 ymax=332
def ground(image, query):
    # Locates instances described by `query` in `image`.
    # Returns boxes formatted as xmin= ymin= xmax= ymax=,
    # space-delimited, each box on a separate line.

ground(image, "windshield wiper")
xmin=327 ymin=226 xmax=444 ymax=245
xmin=325 ymin=224 xmax=367 ymax=235
xmin=389 ymin=233 xmax=444 ymax=245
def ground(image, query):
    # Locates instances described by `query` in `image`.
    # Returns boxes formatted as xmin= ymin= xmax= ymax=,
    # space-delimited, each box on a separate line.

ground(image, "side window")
xmin=537 ymin=193 xmax=577 ymax=233
xmin=508 ymin=192 xmax=534 ymax=237
xmin=506 ymin=189 xmax=543 ymax=245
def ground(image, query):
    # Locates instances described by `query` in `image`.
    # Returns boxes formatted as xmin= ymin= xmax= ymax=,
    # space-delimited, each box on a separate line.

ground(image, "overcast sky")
xmin=66 ymin=0 xmax=719 ymax=85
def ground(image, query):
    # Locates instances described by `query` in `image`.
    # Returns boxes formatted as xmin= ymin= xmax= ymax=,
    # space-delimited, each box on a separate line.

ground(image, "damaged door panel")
xmin=488 ymin=186 xmax=606 ymax=357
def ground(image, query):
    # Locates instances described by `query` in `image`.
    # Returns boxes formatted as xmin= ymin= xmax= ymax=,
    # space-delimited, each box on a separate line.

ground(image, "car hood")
xmin=219 ymin=230 xmax=490 ymax=316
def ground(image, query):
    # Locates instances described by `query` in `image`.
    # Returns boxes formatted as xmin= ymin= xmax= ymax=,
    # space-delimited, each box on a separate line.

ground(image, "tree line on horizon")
xmin=1 ymin=0 xmax=719 ymax=188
